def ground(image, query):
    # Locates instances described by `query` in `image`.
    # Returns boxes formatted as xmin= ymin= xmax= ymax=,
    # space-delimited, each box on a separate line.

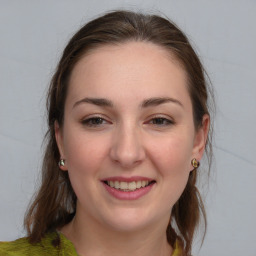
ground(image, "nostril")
xmin=109 ymin=133 xmax=146 ymax=168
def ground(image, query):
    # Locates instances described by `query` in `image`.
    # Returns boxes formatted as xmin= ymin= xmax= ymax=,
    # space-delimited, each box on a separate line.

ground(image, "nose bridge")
xmin=110 ymin=120 xmax=145 ymax=168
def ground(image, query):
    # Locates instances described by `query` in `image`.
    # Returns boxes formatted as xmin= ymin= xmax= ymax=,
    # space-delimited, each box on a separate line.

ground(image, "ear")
xmin=191 ymin=114 xmax=210 ymax=161
xmin=54 ymin=121 xmax=68 ymax=171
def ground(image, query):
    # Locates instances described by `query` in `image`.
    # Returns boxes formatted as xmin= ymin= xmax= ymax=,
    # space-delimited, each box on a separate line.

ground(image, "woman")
xmin=0 ymin=10 xmax=213 ymax=256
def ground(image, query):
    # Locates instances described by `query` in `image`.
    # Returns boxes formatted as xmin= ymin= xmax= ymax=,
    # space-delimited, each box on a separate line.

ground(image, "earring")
xmin=58 ymin=159 xmax=65 ymax=167
xmin=191 ymin=158 xmax=200 ymax=168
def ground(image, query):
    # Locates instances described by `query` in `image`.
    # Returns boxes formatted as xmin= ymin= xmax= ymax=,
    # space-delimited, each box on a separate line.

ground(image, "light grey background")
xmin=0 ymin=1 xmax=255 ymax=255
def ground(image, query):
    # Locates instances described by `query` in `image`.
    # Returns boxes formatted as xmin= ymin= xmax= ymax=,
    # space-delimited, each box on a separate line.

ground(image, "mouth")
xmin=103 ymin=180 xmax=156 ymax=192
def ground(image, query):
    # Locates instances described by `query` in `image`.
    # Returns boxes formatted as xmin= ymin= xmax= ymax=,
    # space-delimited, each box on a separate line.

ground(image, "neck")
xmin=61 ymin=212 xmax=173 ymax=256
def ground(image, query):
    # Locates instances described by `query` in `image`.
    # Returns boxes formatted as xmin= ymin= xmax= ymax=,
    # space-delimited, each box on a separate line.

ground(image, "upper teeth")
xmin=107 ymin=180 xmax=150 ymax=191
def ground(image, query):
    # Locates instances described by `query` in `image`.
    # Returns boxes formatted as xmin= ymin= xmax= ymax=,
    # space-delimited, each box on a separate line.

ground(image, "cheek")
xmin=149 ymin=135 xmax=193 ymax=175
xmin=62 ymin=131 xmax=111 ymax=205
xmin=149 ymin=139 xmax=193 ymax=207
xmin=63 ymin=130 xmax=109 ymax=176
xmin=147 ymin=134 xmax=193 ymax=204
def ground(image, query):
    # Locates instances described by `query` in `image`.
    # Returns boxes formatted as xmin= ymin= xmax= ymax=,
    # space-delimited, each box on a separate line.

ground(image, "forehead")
xmin=67 ymin=41 xmax=190 ymax=108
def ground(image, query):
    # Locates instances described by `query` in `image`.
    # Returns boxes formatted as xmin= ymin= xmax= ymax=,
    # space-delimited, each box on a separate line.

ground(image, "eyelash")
xmin=81 ymin=116 xmax=108 ymax=127
xmin=81 ymin=116 xmax=174 ymax=128
xmin=148 ymin=117 xmax=174 ymax=126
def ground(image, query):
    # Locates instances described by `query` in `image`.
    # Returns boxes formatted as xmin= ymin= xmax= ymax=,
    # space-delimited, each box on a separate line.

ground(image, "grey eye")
xmin=82 ymin=117 xmax=105 ymax=126
xmin=151 ymin=118 xmax=173 ymax=125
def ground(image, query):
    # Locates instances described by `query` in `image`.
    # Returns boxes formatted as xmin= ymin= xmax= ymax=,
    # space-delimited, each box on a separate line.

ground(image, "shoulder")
xmin=172 ymin=240 xmax=184 ymax=256
xmin=0 ymin=232 xmax=62 ymax=256
xmin=0 ymin=237 xmax=36 ymax=256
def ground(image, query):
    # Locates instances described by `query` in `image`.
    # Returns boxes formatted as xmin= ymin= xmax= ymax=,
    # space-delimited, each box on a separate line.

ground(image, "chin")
xmin=107 ymin=220 xmax=149 ymax=233
xmin=100 ymin=209 xmax=159 ymax=233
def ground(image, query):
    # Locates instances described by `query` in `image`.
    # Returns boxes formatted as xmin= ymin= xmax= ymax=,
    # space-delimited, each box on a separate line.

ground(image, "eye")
xmin=149 ymin=117 xmax=174 ymax=126
xmin=81 ymin=116 xmax=108 ymax=127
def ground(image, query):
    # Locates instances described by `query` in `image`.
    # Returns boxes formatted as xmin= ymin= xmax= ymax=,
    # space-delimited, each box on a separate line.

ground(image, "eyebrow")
xmin=73 ymin=98 xmax=113 ymax=108
xmin=141 ymin=97 xmax=184 ymax=108
xmin=73 ymin=97 xmax=183 ymax=109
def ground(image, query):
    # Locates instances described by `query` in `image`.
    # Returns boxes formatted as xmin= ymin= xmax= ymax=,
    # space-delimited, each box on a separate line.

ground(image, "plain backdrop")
xmin=0 ymin=1 xmax=255 ymax=255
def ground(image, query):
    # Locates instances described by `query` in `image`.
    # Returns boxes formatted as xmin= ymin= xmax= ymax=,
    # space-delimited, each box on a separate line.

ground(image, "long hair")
xmin=24 ymin=10 xmax=213 ymax=255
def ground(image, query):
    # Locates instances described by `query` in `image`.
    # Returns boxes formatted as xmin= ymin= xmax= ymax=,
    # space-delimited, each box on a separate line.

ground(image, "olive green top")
xmin=0 ymin=232 xmax=182 ymax=256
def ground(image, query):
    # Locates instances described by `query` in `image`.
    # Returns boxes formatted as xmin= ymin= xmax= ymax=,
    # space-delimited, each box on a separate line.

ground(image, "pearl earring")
xmin=58 ymin=159 xmax=65 ymax=167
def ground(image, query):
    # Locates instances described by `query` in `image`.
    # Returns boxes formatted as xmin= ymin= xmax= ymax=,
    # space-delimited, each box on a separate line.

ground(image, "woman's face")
xmin=55 ymin=42 xmax=208 ymax=232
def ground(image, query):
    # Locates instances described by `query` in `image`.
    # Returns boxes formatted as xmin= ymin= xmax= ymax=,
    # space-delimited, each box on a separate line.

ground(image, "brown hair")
xmin=24 ymin=10 xmax=213 ymax=255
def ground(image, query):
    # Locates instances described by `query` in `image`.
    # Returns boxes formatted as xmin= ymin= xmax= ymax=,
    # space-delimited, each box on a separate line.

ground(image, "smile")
xmin=104 ymin=180 xmax=155 ymax=191
xmin=102 ymin=177 xmax=156 ymax=200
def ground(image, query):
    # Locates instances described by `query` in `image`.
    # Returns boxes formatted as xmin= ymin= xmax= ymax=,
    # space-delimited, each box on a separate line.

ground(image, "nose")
xmin=110 ymin=123 xmax=146 ymax=168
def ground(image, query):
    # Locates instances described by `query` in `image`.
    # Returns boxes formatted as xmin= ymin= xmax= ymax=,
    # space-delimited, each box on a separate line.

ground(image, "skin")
xmin=55 ymin=41 xmax=209 ymax=256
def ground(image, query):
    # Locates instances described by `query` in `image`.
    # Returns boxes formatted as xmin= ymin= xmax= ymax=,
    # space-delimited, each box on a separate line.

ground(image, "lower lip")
xmin=102 ymin=182 xmax=155 ymax=200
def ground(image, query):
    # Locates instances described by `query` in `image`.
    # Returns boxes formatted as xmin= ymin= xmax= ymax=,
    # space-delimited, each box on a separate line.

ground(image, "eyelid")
xmin=145 ymin=114 xmax=175 ymax=125
xmin=80 ymin=114 xmax=112 ymax=127
xmin=80 ymin=113 xmax=110 ymax=121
